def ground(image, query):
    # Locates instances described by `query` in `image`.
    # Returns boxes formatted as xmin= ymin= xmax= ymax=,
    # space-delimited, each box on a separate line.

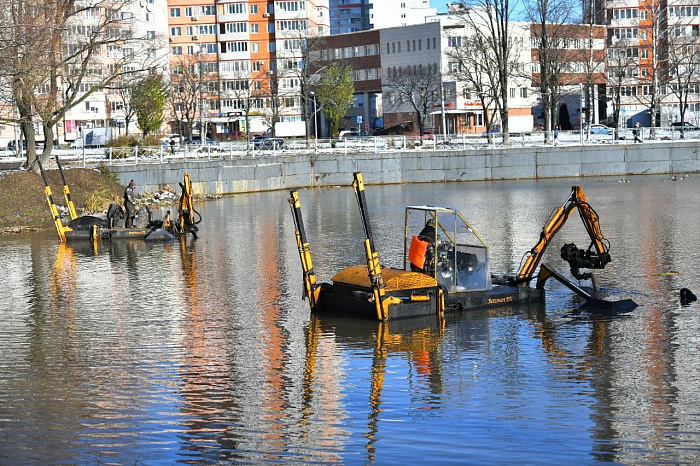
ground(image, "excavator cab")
xmin=404 ymin=206 xmax=492 ymax=292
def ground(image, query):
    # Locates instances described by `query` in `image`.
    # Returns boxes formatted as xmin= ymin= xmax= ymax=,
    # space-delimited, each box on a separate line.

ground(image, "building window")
xmin=169 ymin=8 xmax=180 ymax=17
xmin=251 ymin=5 xmax=258 ymax=14
xmin=520 ymin=88 xmax=528 ymax=98
xmin=509 ymin=88 xmax=515 ymax=98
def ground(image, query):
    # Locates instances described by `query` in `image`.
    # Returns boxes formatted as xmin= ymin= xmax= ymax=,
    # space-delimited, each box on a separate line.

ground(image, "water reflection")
xmin=1 ymin=177 xmax=700 ymax=463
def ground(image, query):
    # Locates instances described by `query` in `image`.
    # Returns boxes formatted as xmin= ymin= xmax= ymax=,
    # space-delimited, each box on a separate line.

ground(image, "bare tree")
xmin=527 ymin=0 xmax=577 ymax=143
xmin=636 ymin=0 xmax=667 ymax=137
xmin=107 ymin=74 xmax=142 ymax=137
xmin=577 ymin=7 xmax=607 ymax=137
xmin=605 ymin=43 xmax=639 ymax=135
xmin=279 ymin=20 xmax=326 ymax=141
xmin=384 ymin=64 xmax=442 ymax=137
xmin=169 ymin=52 xmax=218 ymax=141
xmin=220 ymin=67 xmax=263 ymax=151
xmin=446 ymin=34 xmax=501 ymax=137
xmin=0 ymin=0 xmax=165 ymax=170
xmin=264 ymin=69 xmax=285 ymax=137
xmin=455 ymin=0 xmax=522 ymax=144
xmin=666 ymin=26 xmax=700 ymax=137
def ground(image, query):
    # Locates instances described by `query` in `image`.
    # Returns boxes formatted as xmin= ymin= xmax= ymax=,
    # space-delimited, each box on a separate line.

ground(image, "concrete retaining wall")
xmin=108 ymin=141 xmax=700 ymax=196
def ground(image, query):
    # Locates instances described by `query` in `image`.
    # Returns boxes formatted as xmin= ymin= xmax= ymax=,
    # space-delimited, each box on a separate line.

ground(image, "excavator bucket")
xmin=581 ymin=297 xmax=638 ymax=313
xmin=539 ymin=264 xmax=637 ymax=313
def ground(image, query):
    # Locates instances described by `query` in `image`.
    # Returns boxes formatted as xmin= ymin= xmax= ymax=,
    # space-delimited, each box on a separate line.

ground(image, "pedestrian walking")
xmin=633 ymin=122 xmax=642 ymax=143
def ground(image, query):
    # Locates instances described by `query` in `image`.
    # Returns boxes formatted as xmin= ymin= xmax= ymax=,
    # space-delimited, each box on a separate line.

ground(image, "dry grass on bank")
xmin=0 ymin=168 xmax=125 ymax=233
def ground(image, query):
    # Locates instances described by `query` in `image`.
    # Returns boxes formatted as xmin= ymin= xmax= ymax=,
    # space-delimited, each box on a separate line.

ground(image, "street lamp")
xmin=579 ymin=83 xmax=584 ymax=143
xmin=440 ymin=80 xmax=447 ymax=138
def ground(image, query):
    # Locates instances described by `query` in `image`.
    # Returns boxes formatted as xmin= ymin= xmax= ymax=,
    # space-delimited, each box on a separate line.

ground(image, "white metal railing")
xmin=3 ymin=126 xmax=700 ymax=166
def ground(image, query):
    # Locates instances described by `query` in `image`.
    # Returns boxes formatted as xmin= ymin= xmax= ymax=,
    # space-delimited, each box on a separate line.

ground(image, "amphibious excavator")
xmin=38 ymin=155 xmax=200 ymax=243
xmin=289 ymin=174 xmax=634 ymax=320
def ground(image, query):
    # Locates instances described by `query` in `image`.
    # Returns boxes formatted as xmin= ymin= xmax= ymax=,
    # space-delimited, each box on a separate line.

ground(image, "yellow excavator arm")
xmin=517 ymin=186 xmax=610 ymax=286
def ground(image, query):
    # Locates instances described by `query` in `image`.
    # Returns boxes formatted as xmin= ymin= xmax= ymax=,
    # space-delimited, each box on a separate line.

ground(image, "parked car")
xmin=590 ymin=124 xmax=612 ymax=135
xmin=420 ymin=130 xmax=435 ymax=140
xmin=253 ymin=136 xmax=286 ymax=150
xmin=6 ymin=140 xmax=40 ymax=151
xmin=339 ymin=130 xmax=361 ymax=139
xmin=183 ymin=137 xmax=220 ymax=145
xmin=671 ymin=122 xmax=700 ymax=131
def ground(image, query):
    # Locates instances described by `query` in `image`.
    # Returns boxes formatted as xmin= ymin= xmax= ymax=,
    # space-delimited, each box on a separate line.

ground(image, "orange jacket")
xmin=409 ymin=235 xmax=430 ymax=269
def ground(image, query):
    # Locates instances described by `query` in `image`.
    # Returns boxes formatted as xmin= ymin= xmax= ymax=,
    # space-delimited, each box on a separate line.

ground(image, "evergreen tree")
xmin=132 ymin=75 xmax=168 ymax=137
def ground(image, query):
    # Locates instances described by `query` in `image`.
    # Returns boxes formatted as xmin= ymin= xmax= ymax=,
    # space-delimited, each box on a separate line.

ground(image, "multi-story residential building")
xmin=370 ymin=0 xmax=436 ymax=30
xmin=167 ymin=0 xmax=330 ymax=139
xmin=62 ymin=0 xmax=170 ymax=144
xmin=530 ymin=23 xmax=608 ymax=130
xmin=596 ymin=0 xmax=700 ymax=127
xmin=329 ymin=0 xmax=371 ymax=34
xmin=329 ymin=0 xmax=436 ymax=35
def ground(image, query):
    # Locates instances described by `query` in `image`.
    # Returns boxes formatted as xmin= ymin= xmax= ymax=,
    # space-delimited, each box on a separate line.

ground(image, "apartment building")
xmin=62 ymin=0 xmax=170 ymax=143
xmin=530 ymin=23 xmax=608 ymax=130
xmin=600 ymin=0 xmax=700 ymax=127
xmin=329 ymin=0 xmax=436 ymax=34
xmin=370 ymin=0 xmax=436 ymax=30
xmin=167 ymin=0 xmax=329 ymax=139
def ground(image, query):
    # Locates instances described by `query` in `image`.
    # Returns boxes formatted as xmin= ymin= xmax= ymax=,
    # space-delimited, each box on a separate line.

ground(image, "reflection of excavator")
xmin=301 ymin=313 xmax=445 ymax=462
xmin=514 ymin=185 xmax=610 ymax=288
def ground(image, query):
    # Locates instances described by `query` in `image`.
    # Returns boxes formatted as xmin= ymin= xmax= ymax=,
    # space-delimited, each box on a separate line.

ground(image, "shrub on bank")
xmin=107 ymin=134 xmax=163 ymax=148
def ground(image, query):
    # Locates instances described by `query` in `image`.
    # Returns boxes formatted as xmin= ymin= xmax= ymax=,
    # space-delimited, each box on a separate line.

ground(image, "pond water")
xmin=1 ymin=174 xmax=699 ymax=464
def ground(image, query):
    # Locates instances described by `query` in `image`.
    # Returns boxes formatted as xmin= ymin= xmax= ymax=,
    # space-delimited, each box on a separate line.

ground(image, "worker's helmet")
xmin=426 ymin=218 xmax=436 ymax=228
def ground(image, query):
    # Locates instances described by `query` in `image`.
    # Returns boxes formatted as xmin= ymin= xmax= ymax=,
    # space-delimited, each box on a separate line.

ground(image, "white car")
xmin=590 ymin=124 xmax=612 ymax=135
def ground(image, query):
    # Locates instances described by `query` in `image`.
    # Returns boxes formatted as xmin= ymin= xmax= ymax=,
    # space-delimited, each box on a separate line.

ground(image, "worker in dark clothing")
xmin=124 ymin=180 xmax=137 ymax=228
xmin=409 ymin=218 xmax=437 ymax=275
